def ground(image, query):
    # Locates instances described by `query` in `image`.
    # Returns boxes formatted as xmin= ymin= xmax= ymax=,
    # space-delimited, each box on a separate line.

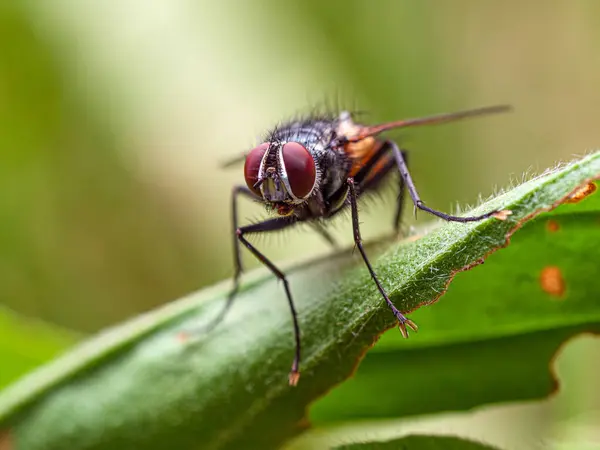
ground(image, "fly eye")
xmin=244 ymin=143 xmax=269 ymax=195
xmin=281 ymin=142 xmax=316 ymax=199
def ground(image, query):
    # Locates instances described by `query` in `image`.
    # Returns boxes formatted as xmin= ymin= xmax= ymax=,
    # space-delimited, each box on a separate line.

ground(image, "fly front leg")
xmin=235 ymin=217 xmax=302 ymax=386
xmin=189 ymin=186 xmax=301 ymax=386
xmin=346 ymin=177 xmax=418 ymax=338
xmin=387 ymin=140 xmax=507 ymax=223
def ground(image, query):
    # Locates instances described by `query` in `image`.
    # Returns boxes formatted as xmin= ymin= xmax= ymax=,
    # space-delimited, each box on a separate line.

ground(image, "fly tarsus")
xmin=397 ymin=316 xmax=419 ymax=338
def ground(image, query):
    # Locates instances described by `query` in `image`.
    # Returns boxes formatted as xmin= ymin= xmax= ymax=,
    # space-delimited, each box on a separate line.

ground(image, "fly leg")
xmin=346 ymin=177 xmax=418 ymax=338
xmin=387 ymin=140 xmax=506 ymax=222
xmin=350 ymin=141 xmax=406 ymax=234
xmin=189 ymin=186 xmax=302 ymax=385
xmin=393 ymin=150 xmax=407 ymax=233
xmin=235 ymin=217 xmax=302 ymax=386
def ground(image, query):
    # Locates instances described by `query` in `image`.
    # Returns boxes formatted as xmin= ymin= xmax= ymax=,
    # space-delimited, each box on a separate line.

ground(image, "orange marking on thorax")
xmin=362 ymin=152 xmax=394 ymax=185
xmin=344 ymin=137 xmax=379 ymax=177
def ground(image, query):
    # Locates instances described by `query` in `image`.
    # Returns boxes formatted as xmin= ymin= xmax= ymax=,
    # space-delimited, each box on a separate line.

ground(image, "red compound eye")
xmin=244 ymin=143 xmax=269 ymax=196
xmin=281 ymin=142 xmax=316 ymax=199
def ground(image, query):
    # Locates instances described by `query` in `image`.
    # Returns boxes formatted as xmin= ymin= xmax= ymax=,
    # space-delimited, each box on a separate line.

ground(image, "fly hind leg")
xmin=386 ymin=140 xmax=507 ymax=223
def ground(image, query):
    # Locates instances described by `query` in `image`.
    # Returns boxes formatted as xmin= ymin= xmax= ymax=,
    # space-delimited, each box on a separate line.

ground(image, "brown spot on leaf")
xmin=546 ymin=219 xmax=560 ymax=232
xmin=564 ymin=182 xmax=596 ymax=203
xmin=297 ymin=416 xmax=311 ymax=429
xmin=176 ymin=331 xmax=190 ymax=343
xmin=0 ymin=430 xmax=12 ymax=450
xmin=540 ymin=266 xmax=566 ymax=297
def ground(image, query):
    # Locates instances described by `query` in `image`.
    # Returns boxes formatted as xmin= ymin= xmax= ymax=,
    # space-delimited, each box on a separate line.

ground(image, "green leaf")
xmin=0 ymin=152 xmax=598 ymax=450
xmin=0 ymin=307 xmax=78 ymax=390
xmin=310 ymin=179 xmax=600 ymax=422
xmin=332 ymin=434 xmax=501 ymax=450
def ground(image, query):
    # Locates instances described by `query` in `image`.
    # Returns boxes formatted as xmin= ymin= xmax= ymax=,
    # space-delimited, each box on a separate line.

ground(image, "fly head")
xmin=244 ymin=141 xmax=320 ymax=216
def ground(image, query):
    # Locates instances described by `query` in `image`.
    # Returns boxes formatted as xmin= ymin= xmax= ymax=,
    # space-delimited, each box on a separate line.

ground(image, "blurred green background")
xmin=1 ymin=0 xmax=599 ymax=447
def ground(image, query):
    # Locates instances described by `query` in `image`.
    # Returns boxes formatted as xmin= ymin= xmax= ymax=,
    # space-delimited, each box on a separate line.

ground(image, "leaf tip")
xmin=491 ymin=209 xmax=513 ymax=221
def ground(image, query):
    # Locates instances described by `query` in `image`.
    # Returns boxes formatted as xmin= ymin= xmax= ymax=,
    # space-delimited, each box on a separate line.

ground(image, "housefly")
xmin=212 ymin=105 xmax=511 ymax=386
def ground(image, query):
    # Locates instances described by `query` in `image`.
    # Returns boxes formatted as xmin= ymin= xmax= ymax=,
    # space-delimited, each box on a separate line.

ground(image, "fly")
xmin=209 ymin=104 xmax=512 ymax=386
